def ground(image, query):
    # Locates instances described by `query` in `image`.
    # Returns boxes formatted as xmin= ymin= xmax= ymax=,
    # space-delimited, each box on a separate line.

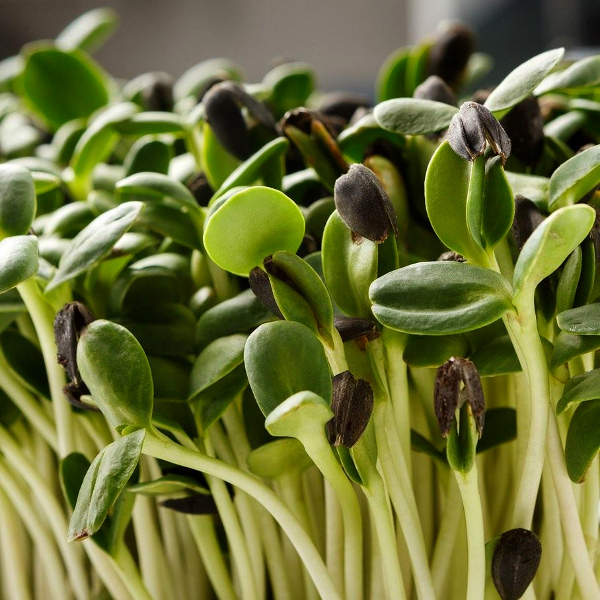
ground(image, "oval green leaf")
xmin=21 ymin=46 xmax=109 ymax=129
xmin=535 ymin=55 xmax=600 ymax=95
xmin=565 ymin=400 xmax=600 ymax=483
xmin=369 ymin=262 xmax=514 ymax=335
xmin=55 ymin=8 xmax=119 ymax=53
xmin=512 ymin=205 xmax=595 ymax=301
xmin=77 ymin=320 xmax=153 ymax=431
xmin=244 ymin=321 xmax=332 ymax=416
xmin=557 ymin=304 xmax=600 ymax=335
xmin=0 ymin=236 xmax=39 ymax=294
xmin=116 ymin=172 xmax=200 ymax=214
xmin=0 ymin=164 xmax=36 ymax=239
xmin=557 ymin=369 xmax=600 ymax=415
xmin=548 ymin=144 xmax=600 ymax=211
xmin=484 ymin=48 xmax=564 ymax=116
xmin=203 ymin=186 xmax=305 ymax=277
xmin=374 ymin=98 xmax=458 ymax=135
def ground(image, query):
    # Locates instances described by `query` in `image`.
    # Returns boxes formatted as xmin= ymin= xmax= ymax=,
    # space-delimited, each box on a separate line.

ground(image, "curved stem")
xmin=0 ymin=423 xmax=89 ymax=599
xmin=0 ymin=348 xmax=57 ymax=450
xmin=374 ymin=402 xmax=436 ymax=600
xmin=17 ymin=278 xmax=74 ymax=457
xmin=204 ymin=434 xmax=260 ymax=600
xmin=301 ymin=434 xmax=364 ymax=600
xmin=0 ymin=459 xmax=66 ymax=600
xmin=142 ymin=431 xmax=341 ymax=600
xmin=352 ymin=438 xmax=406 ymax=600
xmin=503 ymin=295 xmax=549 ymax=529
xmin=455 ymin=467 xmax=486 ymax=600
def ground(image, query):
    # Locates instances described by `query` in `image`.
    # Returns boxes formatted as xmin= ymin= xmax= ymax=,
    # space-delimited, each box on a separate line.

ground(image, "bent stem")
xmin=300 ymin=434 xmax=364 ymax=600
xmin=142 ymin=429 xmax=342 ymax=600
xmin=503 ymin=290 xmax=549 ymax=529
xmin=17 ymin=278 xmax=74 ymax=457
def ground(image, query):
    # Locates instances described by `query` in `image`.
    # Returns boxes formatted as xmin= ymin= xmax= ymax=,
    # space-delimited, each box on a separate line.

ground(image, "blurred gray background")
xmin=0 ymin=0 xmax=598 ymax=95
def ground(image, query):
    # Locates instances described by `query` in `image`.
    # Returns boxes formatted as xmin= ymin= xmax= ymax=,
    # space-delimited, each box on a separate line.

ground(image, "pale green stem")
xmin=147 ymin=458 xmax=188 ymax=600
xmin=204 ymin=432 xmax=260 ymax=600
xmin=325 ymin=483 xmax=344 ymax=594
xmin=0 ymin=424 xmax=89 ymax=599
xmin=503 ymin=295 xmax=549 ymax=529
xmin=17 ymin=278 xmax=74 ymax=457
xmin=111 ymin=542 xmax=154 ymax=600
xmin=547 ymin=412 xmax=600 ymax=599
xmin=0 ymin=348 xmax=57 ymax=450
xmin=302 ymin=434 xmax=363 ymax=600
xmin=222 ymin=405 xmax=292 ymax=600
xmin=303 ymin=467 xmax=326 ymax=556
xmin=278 ymin=473 xmax=319 ymax=600
xmin=209 ymin=423 xmax=266 ymax=598
xmin=83 ymin=542 xmax=134 ymax=600
xmin=374 ymin=401 xmax=436 ymax=600
xmin=132 ymin=458 xmax=173 ymax=600
xmin=0 ymin=486 xmax=32 ymax=600
xmin=431 ymin=474 xmax=462 ymax=597
xmin=582 ymin=455 xmax=599 ymax=561
xmin=455 ymin=466 xmax=486 ymax=600
xmin=0 ymin=459 xmax=66 ymax=600
xmin=378 ymin=330 xmax=412 ymax=480
xmin=539 ymin=463 xmax=563 ymax=598
xmin=187 ymin=515 xmax=237 ymax=600
xmin=352 ymin=439 xmax=406 ymax=600
xmin=143 ymin=431 xmax=341 ymax=600
xmin=177 ymin=513 xmax=210 ymax=600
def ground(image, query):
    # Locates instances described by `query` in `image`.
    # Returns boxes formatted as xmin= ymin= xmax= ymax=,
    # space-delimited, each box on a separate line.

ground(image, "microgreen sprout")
xmin=0 ymin=8 xmax=598 ymax=600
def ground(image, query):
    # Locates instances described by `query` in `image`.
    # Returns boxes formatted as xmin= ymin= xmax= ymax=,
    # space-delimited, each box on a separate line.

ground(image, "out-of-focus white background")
xmin=0 ymin=0 xmax=598 ymax=94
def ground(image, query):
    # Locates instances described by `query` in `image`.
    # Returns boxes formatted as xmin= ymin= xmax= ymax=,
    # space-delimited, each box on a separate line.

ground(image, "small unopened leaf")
xmin=512 ymin=205 xmax=595 ymax=301
xmin=47 ymin=202 xmax=143 ymax=291
xmin=68 ymin=429 xmax=145 ymax=541
xmin=425 ymin=141 xmax=486 ymax=262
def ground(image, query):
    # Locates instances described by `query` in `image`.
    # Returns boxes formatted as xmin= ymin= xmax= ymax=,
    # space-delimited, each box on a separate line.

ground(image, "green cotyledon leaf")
xmin=369 ymin=261 xmax=514 ymax=335
xmin=77 ymin=320 xmax=153 ymax=431
xmin=68 ymin=429 xmax=145 ymax=541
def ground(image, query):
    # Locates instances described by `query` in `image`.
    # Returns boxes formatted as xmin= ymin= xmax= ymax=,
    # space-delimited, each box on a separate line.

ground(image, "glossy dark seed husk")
xmin=434 ymin=357 xmax=485 ymax=437
xmin=492 ymin=528 xmax=542 ymax=600
xmin=334 ymin=163 xmax=399 ymax=243
xmin=328 ymin=370 xmax=374 ymax=447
